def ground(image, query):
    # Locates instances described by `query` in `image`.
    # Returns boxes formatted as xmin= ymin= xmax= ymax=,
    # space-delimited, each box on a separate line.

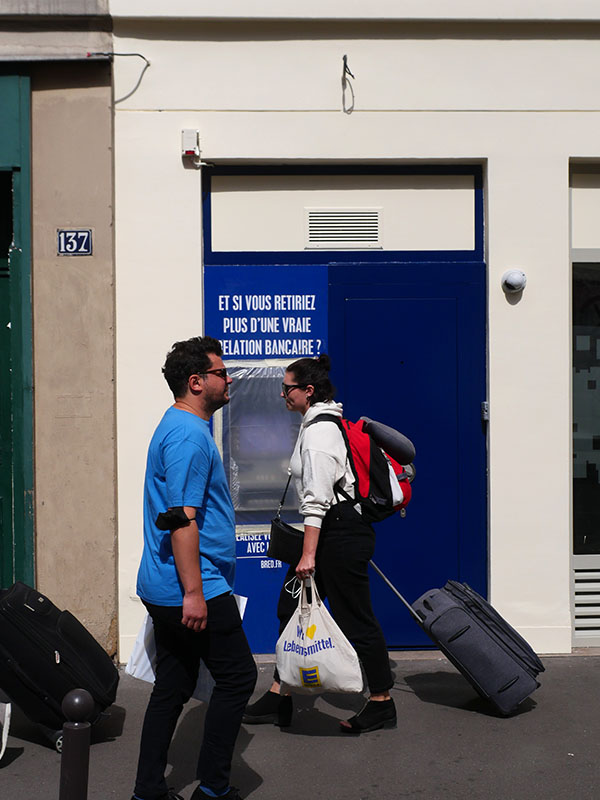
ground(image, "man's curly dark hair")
xmin=162 ymin=336 xmax=223 ymax=398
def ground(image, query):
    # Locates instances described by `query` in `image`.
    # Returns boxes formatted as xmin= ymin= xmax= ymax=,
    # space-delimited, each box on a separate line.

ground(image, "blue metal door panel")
xmin=202 ymin=166 xmax=486 ymax=653
xmin=328 ymin=263 xmax=487 ymax=647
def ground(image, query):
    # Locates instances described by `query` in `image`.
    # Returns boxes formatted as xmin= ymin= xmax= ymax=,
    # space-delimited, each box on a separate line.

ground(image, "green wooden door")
xmin=0 ymin=171 xmax=13 ymax=584
xmin=0 ymin=75 xmax=33 ymax=587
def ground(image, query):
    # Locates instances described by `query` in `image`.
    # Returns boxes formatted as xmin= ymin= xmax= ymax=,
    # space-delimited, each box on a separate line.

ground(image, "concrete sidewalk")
xmin=1 ymin=653 xmax=599 ymax=800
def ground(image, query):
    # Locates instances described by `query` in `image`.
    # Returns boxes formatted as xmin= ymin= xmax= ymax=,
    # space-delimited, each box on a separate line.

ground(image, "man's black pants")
xmin=134 ymin=593 xmax=257 ymax=800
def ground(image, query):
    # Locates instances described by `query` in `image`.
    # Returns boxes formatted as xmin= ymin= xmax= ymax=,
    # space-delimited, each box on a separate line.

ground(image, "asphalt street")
xmin=1 ymin=653 xmax=599 ymax=800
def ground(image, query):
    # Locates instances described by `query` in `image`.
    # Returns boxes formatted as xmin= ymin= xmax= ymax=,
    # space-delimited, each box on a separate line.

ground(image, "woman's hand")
xmin=295 ymin=524 xmax=320 ymax=579
xmin=295 ymin=552 xmax=316 ymax=580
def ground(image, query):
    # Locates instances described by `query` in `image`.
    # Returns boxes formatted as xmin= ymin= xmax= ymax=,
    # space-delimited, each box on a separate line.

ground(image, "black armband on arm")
xmin=155 ymin=507 xmax=192 ymax=532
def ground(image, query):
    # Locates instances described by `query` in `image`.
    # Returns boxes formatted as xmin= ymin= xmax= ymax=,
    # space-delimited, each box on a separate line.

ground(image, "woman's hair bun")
xmin=317 ymin=353 xmax=331 ymax=372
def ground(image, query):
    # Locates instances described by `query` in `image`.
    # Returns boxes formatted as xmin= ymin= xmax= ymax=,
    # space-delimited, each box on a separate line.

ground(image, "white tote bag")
xmin=126 ymin=595 xmax=247 ymax=703
xmin=276 ymin=576 xmax=363 ymax=695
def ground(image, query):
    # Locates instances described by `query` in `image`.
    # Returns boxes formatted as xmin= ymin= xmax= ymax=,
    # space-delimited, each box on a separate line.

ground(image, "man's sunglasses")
xmin=204 ymin=368 xmax=228 ymax=380
xmin=281 ymin=382 xmax=305 ymax=397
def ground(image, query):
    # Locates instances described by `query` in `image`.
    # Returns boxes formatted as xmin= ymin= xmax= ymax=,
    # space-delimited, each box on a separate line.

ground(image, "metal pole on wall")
xmin=59 ymin=689 xmax=95 ymax=800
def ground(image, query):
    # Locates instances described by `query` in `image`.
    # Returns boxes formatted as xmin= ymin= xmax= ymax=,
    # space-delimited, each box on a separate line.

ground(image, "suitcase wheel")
xmin=40 ymin=727 xmax=63 ymax=753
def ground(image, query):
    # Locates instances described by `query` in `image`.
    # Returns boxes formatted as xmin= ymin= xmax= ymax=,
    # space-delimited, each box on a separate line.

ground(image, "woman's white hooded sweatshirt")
xmin=289 ymin=400 xmax=356 ymax=529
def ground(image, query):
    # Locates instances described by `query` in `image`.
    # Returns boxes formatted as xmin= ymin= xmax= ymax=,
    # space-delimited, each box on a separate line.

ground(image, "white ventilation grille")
xmin=572 ymin=556 xmax=600 ymax=646
xmin=305 ymin=208 xmax=382 ymax=249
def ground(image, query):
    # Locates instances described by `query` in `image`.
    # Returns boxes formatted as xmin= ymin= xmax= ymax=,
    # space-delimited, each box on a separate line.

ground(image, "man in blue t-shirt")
xmin=132 ymin=336 xmax=256 ymax=800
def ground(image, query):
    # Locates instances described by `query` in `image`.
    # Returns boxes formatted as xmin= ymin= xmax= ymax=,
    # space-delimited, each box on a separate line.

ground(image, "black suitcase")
xmin=370 ymin=562 xmax=544 ymax=715
xmin=0 ymin=582 xmax=119 ymax=742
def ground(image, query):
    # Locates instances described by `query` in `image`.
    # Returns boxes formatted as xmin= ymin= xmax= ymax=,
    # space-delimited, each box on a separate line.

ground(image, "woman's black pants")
xmin=274 ymin=502 xmax=393 ymax=695
xmin=134 ymin=593 xmax=257 ymax=800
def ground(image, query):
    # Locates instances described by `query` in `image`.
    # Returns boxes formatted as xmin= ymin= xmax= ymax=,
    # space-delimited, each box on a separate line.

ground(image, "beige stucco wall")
xmin=571 ymin=170 xmax=600 ymax=249
xmin=31 ymin=63 xmax=117 ymax=655
xmin=113 ymin=15 xmax=600 ymax=658
xmin=109 ymin=1 xmax=600 ymax=22
xmin=210 ymin=174 xmax=475 ymax=252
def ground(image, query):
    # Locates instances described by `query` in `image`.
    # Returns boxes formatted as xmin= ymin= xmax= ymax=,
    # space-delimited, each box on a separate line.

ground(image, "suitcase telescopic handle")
xmin=369 ymin=560 xmax=424 ymax=623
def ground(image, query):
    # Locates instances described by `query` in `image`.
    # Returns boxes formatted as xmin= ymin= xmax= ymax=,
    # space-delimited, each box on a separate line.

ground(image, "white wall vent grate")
xmin=572 ymin=556 xmax=600 ymax=646
xmin=305 ymin=208 xmax=382 ymax=249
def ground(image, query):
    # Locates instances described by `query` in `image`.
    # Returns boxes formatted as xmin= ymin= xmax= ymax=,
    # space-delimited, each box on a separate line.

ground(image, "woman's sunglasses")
xmin=281 ymin=383 xmax=306 ymax=397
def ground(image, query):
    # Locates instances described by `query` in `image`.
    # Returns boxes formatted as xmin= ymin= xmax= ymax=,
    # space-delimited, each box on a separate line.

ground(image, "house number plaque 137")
xmin=57 ymin=229 xmax=93 ymax=256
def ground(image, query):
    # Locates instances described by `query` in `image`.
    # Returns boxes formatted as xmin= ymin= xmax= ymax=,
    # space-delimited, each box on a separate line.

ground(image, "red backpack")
xmin=308 ymin=414 xmax=413 ymax=523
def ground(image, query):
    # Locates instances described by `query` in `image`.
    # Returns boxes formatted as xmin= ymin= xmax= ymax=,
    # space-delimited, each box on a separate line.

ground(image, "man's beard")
xmin=207 ymin=393 xmax=230 ymax=415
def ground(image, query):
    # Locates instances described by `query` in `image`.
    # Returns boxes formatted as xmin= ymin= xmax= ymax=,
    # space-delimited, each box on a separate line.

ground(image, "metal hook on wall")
xmin=342 ymin=54 xmax=355 ymax=114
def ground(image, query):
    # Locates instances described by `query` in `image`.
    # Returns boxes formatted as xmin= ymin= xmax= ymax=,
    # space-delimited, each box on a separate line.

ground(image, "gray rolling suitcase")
xmin=370 ymin=562 xmax=544 ymax=715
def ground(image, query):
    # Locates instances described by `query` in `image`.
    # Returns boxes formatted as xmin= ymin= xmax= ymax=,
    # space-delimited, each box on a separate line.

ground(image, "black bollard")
xmin=59 ymin=688 xmax=95 ymax=800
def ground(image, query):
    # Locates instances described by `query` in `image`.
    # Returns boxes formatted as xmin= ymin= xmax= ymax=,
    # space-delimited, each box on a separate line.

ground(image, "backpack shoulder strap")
xmin=304 ymin=414 xmax=357 ymax=503
xmin=304 ymin=414 xmax=350 ymax=455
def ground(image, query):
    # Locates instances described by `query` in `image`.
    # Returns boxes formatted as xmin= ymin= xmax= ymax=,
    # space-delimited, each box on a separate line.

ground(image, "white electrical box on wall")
xmin=181 ymin=129 xmax=199 ymax=157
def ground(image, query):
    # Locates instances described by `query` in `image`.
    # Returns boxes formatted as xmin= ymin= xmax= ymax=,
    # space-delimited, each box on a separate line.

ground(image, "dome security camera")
xmin=501 ymin=269 xmax=527 ymax=294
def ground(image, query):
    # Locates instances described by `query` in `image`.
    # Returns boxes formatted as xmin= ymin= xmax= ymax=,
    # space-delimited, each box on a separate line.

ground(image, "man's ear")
xmin=306 ymin=384 xmax=315 ymax=398
xmin=188 ymin=374 xmax=204 ymax=395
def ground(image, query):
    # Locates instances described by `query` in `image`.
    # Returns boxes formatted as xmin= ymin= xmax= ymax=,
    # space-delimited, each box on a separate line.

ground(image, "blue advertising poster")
xmin=204 ymin=264 xmax=328 ymax=651
xmin=234 ymin=532 xmax=286 ymax=653
xmin=204 ymin=265 xmax=328 ymax=358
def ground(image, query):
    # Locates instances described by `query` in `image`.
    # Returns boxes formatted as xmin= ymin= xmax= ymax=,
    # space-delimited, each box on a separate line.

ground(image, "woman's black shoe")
xmin=340 ymin=698 xmax=396 ymax=734
xmin=242 ymin=690 xmax=292 ymax=727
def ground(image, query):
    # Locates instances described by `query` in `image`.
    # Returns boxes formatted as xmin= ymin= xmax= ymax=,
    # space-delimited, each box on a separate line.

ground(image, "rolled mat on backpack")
xmin=360 ymin=417 xmax=416 ymax=465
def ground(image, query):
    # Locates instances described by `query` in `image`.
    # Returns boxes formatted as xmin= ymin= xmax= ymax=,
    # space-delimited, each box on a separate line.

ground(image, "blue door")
xmin=328 ymin=262 xmax=487 ymax=647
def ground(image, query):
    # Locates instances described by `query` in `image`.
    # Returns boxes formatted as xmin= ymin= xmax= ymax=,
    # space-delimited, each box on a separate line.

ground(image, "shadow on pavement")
xmin=7 ymin=701 xmax=127 ymax=752
xmin=167 ymin=701 xmax=263 ymax=798
xmin=274 ymin=692 xmax=369 ymax=737
xmin=5 ymin=705 xmax=54 ymax=749
xmin=404 ymin=671 xmax=537 ymax=717
xmin=91 ymin=704 xmax=126 ymax=743
xmin=0 ymin=746 xmax=24 ymax=767
xmin=279 ymin=706 xmax=345 ymax=737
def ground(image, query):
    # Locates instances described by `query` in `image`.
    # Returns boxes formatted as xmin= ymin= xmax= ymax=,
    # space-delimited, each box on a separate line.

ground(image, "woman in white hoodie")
xmin=243 ymin=354 xmax=396 ymax=734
